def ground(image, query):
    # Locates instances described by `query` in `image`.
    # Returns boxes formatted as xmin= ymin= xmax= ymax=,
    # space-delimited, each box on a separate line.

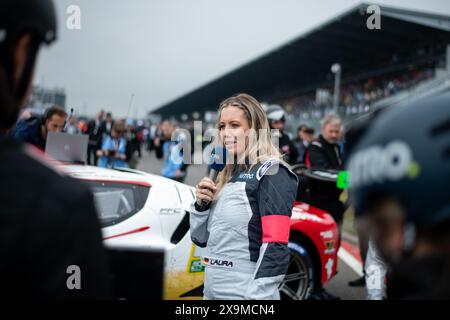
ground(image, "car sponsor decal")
xmin=288 ymin=242 xmax=307 ymax=256
xmin=324 ymin=240 xmax=336 ymax=254
xmin=160 ymin=208 xmax=184 ymax=215
xmin=320 ymin=231 xmax=334 ymax=239
xmin=103 ymin=226 xmax=150 ymax=240
xmin=189 ymin=260 xmax=204 ymax=273
xmin=78 ymin=178 xmax=151 ymax=187
xmin=325 ymin=258 xmax=334 ymax=280
xmin=186 ymin=244 xmax=204 ymax=273
xmin=291 ymin=207 xmax=323 ymax=222
xmin=256 ymin=159 xmax=280 ymax=180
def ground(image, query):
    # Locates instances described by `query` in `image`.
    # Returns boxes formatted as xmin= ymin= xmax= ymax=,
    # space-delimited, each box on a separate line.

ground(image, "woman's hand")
xmin=195 ymin=177 xmax=217 ymax=206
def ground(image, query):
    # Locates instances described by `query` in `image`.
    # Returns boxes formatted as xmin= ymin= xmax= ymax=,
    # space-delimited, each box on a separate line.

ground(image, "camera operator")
xmin=97 ymin=123 xmax=128 ymax=168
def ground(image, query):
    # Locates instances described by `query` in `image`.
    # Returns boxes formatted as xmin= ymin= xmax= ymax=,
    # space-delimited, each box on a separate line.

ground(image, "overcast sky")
xmin=34 ymin=0 xmax=450 ymax=118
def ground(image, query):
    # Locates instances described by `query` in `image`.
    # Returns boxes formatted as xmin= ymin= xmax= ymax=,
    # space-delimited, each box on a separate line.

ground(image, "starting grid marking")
xmin=338 ymin=241 xmax=364 ymax=277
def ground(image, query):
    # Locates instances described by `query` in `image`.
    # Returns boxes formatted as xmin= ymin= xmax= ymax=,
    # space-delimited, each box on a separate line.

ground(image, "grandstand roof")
xmin=152 ymin=3 xmax=450 ymax=119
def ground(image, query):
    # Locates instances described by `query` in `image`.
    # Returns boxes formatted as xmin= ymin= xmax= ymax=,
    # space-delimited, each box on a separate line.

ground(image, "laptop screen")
xmin=45 ymin=132 xmax=89 ymax=164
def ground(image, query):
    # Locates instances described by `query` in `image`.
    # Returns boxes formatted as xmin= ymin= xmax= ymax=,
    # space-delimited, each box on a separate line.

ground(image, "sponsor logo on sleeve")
xmin=202 ymin=257 xmax=234 ymax=268
xmin=239 ymin=173 xmax=255 ymax=180
xmin=256 ymin=160 xmax=280 ymax=180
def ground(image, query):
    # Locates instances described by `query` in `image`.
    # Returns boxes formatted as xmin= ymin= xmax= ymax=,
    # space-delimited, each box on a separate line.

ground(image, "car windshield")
xmin=82 ymin=181 xmax=150 ymax=227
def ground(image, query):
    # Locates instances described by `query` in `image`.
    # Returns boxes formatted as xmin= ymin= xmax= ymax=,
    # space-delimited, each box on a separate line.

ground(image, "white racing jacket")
xmin=190 ymin=160 xmax=298 ymax=300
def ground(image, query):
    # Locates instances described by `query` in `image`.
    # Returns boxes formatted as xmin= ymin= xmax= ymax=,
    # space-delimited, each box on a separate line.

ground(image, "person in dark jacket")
xmin=0 ymin=140 xmax=112 ymax=299
xmin=303 ymin=114 xmax=345 ymax=300
xmin=266 ymin=104 xmax=298 ymax=165
xmin=153 ymin=123 xmax=166 ymax=159
xmin=306 ymin=114 xmax=343 ymax=170
xmin=125 ymin=122 xmax=140 ymax=169
xmin=294 ymin=124 xmax=315 ymax=164
xmin=104 ymin=112 xmax=114 ymax=136
xmin=305 ymin=114 xmax=345 ymax=232
xmin=11 ymin=105 xmax=67 ymax=151
xmin=0 ymin=0 xmax=111 ymax=299
xmin=86 ymin=110 xmax=105 ymax=165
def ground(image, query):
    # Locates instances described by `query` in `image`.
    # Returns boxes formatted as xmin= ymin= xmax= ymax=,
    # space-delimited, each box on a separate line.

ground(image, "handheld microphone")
xmin=198 ymin=146 xmax=228 ymax=210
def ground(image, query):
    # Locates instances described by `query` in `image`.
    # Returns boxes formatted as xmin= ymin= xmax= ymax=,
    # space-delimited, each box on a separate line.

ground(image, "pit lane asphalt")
xmin=136 ymin=149 xmax=366 ymax=300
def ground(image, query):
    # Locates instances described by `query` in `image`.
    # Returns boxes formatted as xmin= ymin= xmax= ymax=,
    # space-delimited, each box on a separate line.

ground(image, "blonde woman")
xmin=190 ymin=93 xmax=298 ymax=300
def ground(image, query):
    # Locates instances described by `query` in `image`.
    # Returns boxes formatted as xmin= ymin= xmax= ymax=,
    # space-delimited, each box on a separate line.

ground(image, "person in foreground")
xmin=347 ymin=93 xmax=450 ymax=299
xmin=0 ymin=0 xmax=111 ymax=298
xmin=190 ymin=93 xmax=298 ymax=300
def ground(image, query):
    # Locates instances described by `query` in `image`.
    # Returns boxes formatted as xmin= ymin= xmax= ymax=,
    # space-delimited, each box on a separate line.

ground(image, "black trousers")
xmin=87 ymin=144 xmax=99 ymax=166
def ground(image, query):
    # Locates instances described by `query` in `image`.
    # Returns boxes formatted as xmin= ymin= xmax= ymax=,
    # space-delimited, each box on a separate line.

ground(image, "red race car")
xmin=280 ymin=165 xmax=340 ymax=300
xmin=282 ymin=200 xmax=339 ymax=299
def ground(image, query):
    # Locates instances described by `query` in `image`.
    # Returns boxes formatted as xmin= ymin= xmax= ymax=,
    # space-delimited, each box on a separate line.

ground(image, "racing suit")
xmin=190 ymin=159 xmax=298 ymax=300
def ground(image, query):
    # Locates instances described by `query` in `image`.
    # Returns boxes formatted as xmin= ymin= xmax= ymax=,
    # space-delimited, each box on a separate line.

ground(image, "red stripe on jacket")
xmin=261 ymin=215 xmax=290 ymax=244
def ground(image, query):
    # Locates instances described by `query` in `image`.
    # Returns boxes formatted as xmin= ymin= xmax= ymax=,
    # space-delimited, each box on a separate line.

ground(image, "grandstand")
xmin=151 ymin=3 xmax=450 ymax=133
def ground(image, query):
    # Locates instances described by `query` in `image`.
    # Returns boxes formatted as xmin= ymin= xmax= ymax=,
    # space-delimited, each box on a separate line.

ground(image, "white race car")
xmin=62 ymin=164 xmax=205 ymax=299
xmin=62 ymin=164 xmax=339 ymax=300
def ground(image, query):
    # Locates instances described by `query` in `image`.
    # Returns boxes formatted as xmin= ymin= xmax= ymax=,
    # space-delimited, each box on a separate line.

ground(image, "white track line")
xmin=338 ymin=247 xmax=364 ymax=277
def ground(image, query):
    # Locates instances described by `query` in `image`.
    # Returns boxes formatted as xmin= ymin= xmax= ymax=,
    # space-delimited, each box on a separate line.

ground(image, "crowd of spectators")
xmin=281 ymin=65 xmax=435 ymax=122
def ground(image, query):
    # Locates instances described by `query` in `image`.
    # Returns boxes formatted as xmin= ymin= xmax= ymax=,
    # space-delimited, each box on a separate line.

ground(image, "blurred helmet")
xmin=0 ymin=0 xmax=57 ymax=101
xmin=347 ymin=93 xmax=450 ymax=227
xmin=0 ymin=0 xmax=57 ymax=48
xmin=266 ymin=104 xmax=286 ymax=122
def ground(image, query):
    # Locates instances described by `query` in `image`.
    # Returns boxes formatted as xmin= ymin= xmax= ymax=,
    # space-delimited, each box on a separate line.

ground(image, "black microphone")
xmin=198 ymin=146 xmax=228 ymax=210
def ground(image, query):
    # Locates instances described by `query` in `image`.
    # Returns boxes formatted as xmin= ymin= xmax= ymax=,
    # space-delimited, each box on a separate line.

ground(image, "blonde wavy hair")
xmin=214 ymin=93 xmax=286 ymax=192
